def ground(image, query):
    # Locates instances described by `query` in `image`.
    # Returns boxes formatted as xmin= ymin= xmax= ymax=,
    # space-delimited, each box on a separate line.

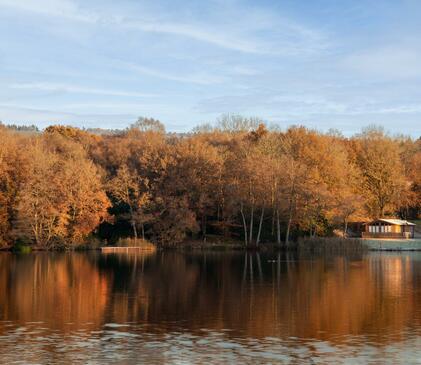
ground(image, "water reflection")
xmin=0 ymin=251 xmax=421 ymax=363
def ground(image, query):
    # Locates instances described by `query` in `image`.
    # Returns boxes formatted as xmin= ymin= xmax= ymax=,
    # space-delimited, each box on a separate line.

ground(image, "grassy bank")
xmin=1 ymin=236 xmax=371 ymax=253
xmin=166 ymin=236 xmax=369 ymax=253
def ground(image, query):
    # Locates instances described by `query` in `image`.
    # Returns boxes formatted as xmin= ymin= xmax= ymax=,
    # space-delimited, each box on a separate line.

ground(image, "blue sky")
xmin=0 ymin=0 xmax=420 ymax=135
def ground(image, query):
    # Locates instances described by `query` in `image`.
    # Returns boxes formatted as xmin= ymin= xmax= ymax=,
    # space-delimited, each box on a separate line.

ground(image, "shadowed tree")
xmin=109 ymin=164 xmax=151 ymax=240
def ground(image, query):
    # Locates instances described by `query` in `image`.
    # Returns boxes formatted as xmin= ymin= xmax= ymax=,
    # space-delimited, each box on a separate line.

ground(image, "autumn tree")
xmin=353 ymin=127 xmax=407 ymax=218
xmin=411 ymin=140 xmax=421 ymax=214
xmin=216 ymin=113 xmax=263 ymax=133
xmin=15 ymin=133 xmax=110 ymax=248
xmin=109 ymin=165 xmax=151 ymax=240
xmin=224 ymin=125 xmax=271 ymax=246
xmin=168 ymin=137 xmax=223 ymax=238
xmin=0 ymin=129 xmax=28 ymax=246
xmin=1 ymin=117 xmax=418 ymax=249
xmin=275 ymin=127 xmax=310 ymax=244
xmin=129 ymin=117 xmax=165 ymax=134
xmin=397 ymin=136 xmax=421 ymax=218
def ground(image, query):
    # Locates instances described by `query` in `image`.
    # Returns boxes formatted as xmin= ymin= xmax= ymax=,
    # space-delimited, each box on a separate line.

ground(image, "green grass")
xmin=11 ymin=243 xmax=32 ymax=253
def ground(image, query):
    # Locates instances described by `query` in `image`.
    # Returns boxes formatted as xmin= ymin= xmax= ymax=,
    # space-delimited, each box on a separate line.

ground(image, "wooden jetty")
xmin=101 ymin=246 xmax=156 ymax=253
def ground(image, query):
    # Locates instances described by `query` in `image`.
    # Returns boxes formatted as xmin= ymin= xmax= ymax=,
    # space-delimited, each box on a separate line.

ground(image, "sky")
xmin=0 ymin=0 xmax=420 ymax=136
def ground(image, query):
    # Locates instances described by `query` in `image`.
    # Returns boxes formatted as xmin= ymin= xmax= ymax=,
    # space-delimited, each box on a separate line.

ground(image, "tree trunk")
xmin=285 ymin=195 xmax=295 ymax=246
xmin=202 ymin=215 xmax=207 ymax=238
xmin=249 ymin=204 xmax=254 ymax=245
xmin=343 ymin=219 xmax=348 ymax=238
xmin=141 ymin=223 xmax=145 ymax=240
xmin=256 ymin=207 xmax=265 ymax=246
xmin=271 ymin=210 xmax=275 ymax=237
xmin=285 ymin=215 xmax=292 ymax=246
xmin=271 ymin=181 xmax=276 ymax=237
xmin=129 ymin=204 xmax=137 ymax=239
xmin=276 ymin=209 xmax=281 ymax=245
xmin=132 ymin=220 xmax=138 ymax=240
xmin=379 ymin=197 xmax=385 ymax=217
xmin=240 ymin=203 xmax=248 ymax=246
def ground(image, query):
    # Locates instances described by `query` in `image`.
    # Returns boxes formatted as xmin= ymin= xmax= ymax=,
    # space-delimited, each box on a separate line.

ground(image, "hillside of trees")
xmin=0 ymin=116 xmax=420 ymax=249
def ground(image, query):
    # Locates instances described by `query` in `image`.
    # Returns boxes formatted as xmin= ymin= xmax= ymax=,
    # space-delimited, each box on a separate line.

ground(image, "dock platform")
xmin=101 ymin=246 xmax=156 ymax=253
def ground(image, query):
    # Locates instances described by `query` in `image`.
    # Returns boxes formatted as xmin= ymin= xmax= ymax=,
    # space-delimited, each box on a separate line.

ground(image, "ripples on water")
xmin=0 ymin=251 xmax=421 ymax=364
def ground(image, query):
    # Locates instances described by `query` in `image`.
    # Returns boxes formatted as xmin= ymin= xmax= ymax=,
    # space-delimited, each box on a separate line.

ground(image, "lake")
xmin=0 ymin=250 xmax=421 ymax=364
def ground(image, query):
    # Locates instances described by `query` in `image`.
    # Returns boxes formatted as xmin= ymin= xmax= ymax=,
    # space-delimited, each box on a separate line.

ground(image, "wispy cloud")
xmin=195 ymin=91 xmax=421 ymax=119
xmin=0 ymin=103 xmax=137 ymax=127
xmin=113 ymin=11 xmax=328 ymax=55
xmin=0 ymin=0 xmax=265 ymax=54
xmin=2 ymin=0 xmax=419 ymax=135
xmin=0 ymin=0 xmax=327 ymax=55
xmin=343 ymin=46 xmax=421 ymax=79
xmin=121 ymin=20 xmax=264 ymax=54
xmin=0 ymin=0 xmax=98 ymax=22
xmin=344 ymin=103 xmax=421 ymax=115
xmin=125 ymin=63 xmax=225 ymax=85
xmin=231 ymin=66 xmax=260 ymax=76
xmin=0 ymin=103 xmax=193 ymax=131
xmin=10 ymin=82 xmax=156 ymax=98
xmin=194 ymin=92 xmax=347 ymax=115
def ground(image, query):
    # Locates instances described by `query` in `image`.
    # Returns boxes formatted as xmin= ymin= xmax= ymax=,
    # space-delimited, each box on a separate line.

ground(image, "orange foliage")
xmin=0 ymin=120 xmax=419 ymax=248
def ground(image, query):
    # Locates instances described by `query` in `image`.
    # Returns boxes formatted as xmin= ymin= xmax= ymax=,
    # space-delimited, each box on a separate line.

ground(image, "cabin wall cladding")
xmin=363 ymin=219 xmax=416 ymax=239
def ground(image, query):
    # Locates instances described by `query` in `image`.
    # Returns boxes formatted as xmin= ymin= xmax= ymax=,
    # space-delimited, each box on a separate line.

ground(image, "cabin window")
xmin=367 ymin=223 xmax=404 ymax=234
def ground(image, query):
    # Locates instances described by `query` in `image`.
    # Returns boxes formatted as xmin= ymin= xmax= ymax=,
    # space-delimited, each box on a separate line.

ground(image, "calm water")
xmin=1 ymin=251 xmax=421 ymax=364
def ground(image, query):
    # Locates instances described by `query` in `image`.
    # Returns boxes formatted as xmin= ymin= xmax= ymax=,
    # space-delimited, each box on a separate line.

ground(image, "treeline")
xmin=0 ymin=116 xmax=420 ymax=248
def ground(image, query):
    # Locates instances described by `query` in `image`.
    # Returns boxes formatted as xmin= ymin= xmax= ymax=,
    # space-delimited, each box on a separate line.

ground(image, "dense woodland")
xmin=0 ymin=116 xmax=420 ymax=249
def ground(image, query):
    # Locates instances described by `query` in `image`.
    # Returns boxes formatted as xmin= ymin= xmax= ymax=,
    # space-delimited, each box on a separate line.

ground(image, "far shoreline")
xmin=4 ymin=237 xmax=421 ymax=253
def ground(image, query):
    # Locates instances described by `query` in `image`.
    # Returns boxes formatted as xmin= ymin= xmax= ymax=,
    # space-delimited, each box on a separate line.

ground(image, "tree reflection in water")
xmin=0 ymin=251 xmax=420 ymax=363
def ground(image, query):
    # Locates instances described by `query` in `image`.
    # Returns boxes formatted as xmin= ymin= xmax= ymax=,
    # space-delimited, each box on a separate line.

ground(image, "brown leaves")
xmin=0 ymin=121 xmax=419 ymax=248
xmin=14 ymin=134 xmax=110 ymax=247
xmin=353 ymin=128 xmax=408 ymax=217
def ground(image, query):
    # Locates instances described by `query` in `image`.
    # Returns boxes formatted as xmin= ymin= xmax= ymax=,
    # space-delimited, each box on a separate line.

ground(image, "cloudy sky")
xmin=0 ymin=0 xmax=420 ymax=135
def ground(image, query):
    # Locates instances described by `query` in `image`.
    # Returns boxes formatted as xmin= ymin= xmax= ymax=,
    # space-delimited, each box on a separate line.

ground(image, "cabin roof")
xmin=366 ymin=218 xmax=416 ymax=226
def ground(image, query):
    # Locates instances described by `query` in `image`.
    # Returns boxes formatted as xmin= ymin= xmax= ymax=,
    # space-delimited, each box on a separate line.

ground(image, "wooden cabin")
xmin=362 ymin=219 xmax=416 ymax=239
